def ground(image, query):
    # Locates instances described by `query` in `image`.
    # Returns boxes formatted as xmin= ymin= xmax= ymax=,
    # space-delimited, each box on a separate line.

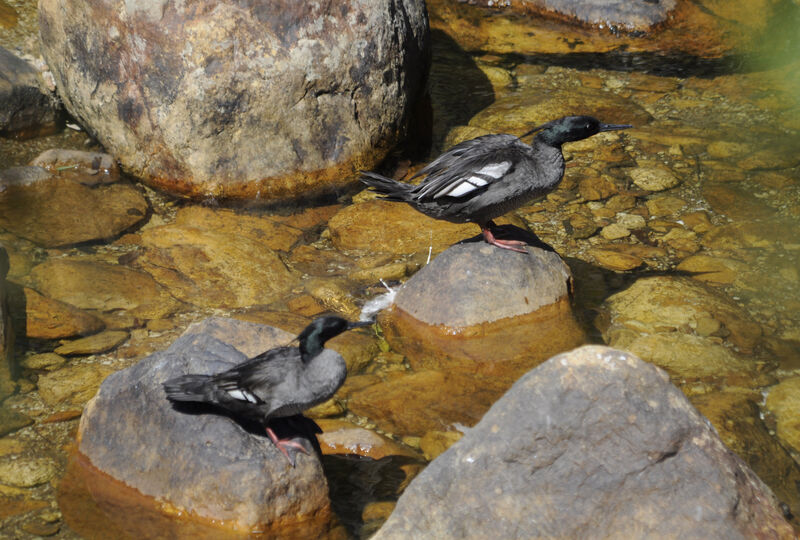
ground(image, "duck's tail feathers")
xmin=360 ymin=171 xmax=414 ymax=202
xmin=163 ymin=374 xmax=213 ymax=402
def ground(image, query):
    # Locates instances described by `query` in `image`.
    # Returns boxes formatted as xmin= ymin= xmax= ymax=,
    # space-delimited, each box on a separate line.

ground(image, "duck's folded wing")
xmin=211 ymin=347 xmax=299 ymax=404
xmin=412 ymin=136 xmax=528 ymax=201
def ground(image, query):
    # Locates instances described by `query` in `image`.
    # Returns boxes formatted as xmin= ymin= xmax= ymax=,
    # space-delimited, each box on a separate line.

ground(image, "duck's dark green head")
xmin=524 ymin=115 xmax=631 ymax=147
xmin=298 ymin=316 xmax=371 ymax=360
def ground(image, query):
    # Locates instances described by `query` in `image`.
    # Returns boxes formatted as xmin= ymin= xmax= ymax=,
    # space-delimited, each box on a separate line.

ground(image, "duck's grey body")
xmin=164 ymin=346 xmax=346 ymax=425
xmin=163 ymin=316 xmax=367 ymax=465
xmin=361 ymin=115 xmax=630 ymax=252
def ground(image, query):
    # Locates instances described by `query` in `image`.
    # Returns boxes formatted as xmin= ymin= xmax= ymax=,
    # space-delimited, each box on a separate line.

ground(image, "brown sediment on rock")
xmin=382 ymin=296 xmax=586 ymax=382
xmin=59 ymin=450 xmax=345 ymax=540
xmin=139 ymin=144 xmax=390 ymax=203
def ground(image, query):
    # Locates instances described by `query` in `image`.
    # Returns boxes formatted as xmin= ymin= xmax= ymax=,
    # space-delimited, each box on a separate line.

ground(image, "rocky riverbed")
xmin=2 ymin=0 xmax=800 ymax=537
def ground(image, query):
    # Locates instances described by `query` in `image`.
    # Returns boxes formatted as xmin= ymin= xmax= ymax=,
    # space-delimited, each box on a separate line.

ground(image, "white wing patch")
xmin=433 ymin=161 xmax=512 ymax=199
xmin=228 ymin=388 xmax=259 ymax=403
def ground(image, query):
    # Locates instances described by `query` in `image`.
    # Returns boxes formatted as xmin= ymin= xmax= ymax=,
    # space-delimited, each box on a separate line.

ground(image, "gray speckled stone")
xmin=375 ymin=346 xmax=794 ymax=539
xmin=77 ymin=317 xmax=330 ymax=529
xmin=38 ymin=0 xmax=430 ymax=201
xmin=394 ymin=242 xmax=571 ymax=326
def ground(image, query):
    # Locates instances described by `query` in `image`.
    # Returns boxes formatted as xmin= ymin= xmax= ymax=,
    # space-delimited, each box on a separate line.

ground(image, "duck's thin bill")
xmin=599 ymin=123 xmax=633 ymax=131
xmin=349 ymin=319 xmax=375 ymax=328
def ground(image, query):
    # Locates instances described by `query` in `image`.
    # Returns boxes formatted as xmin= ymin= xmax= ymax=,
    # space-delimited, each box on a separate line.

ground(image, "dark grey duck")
xmin=163 ymin=316 xmax=369 ymax=465
xmin=361 ymin=115 xmax=631 ymax=252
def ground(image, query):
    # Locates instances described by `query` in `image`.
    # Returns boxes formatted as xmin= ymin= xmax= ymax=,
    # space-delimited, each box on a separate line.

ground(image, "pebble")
xmin=615 ymin=213 xmax=646 ymax=230
xmin=565 ymin=214 xmax=598 ymax=239
xmin=600 ymin=223 xmax=631 ymax=240
xmin=589 ymin=249 xmax=643 ymax=271
xmin=676 ymin=255 xmax=744 ymax=284
xmin=629 ymin=166 xmax=680 ymax=192
xmin=0 ymin=457 xmax=57 ymax=488
xmin=20 ymin=353 xmax=66 ymax=371
xmin=645 ymin=196 xmax=687 ymax=217
xmin=54 ymin=330 xmax=129 ymax=356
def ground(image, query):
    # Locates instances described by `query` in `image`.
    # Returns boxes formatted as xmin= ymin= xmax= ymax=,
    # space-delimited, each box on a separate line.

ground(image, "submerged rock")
xmin=38 ymin=0 xmax=430 ymax=202
xmin=601 ymin=275 xmax=762 ymax=354
xmin=375 ymin=346 xmax=795 ymax=539
xmin=427 ymin=0 xmax=786 ymax=71
xmin=380 ymin=242 xmax=586 ymax=382
xmin=346 ymin=369 xmax=507 ymax=437
xmin=328 ymin=198 xmax=479 ymax=257
xmin=136 ymin=224 xmax=300 ymax=310
xmin=75 ymin=318 xmax=337 ymax=535
xmin=693 ymin=391 xmax=800 ymax=524
xmin=38 ymin=363 xmax=116 ymax=408
xmin=765 ymin=377 xmax=800 ymax=459
xmin=29 ymin=149 xmax=119 ymax=185
xmin=23 ymin=287 xmax=105 ymax=340
xmin=0 ymin=167 xmax=148 ymax=247
xmin=29 ymin=259 xmax=180 ymax=320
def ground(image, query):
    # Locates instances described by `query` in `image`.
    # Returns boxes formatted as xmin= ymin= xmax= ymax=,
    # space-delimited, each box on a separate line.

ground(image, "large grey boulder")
xmin=76 ymin=318 xmax=335 ymax=534
xmin=375 ymin=346 xmax=795 ymax=539
xmin=38 ymin=0 xmax=430 ymax=202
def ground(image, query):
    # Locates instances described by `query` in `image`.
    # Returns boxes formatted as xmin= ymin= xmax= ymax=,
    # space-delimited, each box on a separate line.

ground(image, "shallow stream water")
xmin=1 ymin=0 xmax=800 ymax=538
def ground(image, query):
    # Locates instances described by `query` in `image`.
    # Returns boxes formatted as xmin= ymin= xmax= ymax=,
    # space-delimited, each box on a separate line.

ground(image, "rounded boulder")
xmin=38 ymin=0 xmax=430 ymax=201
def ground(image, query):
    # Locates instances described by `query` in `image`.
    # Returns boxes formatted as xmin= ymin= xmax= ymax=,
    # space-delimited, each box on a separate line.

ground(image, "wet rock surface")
xmin=29 ymin=259 xmax=180 ymax=320
xmin=76 ymin=317 xmax=335 ymax=534
xmin=380 ymin=242 xmax=586 ymax=382
xmin=0 ymin=167 xmax=148 ymax=247
xmin=135 ymin=223 xmax=300 ymax=310
xmin=38 ymin=0 xmax=430 ymax=202
xmin=375 ymin=346 xmax=795 ymax=539
xmin=765 ymin=377 xmax=800 ymax=459
xmin=22 ymin=287 xmax=104 ymax=340
xmin=428 ymin=0 xmax=790 ymax=69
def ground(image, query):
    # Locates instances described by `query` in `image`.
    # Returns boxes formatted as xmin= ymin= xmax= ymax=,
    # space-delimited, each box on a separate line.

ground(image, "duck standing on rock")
xmin=361 ymin=115 xmax=631 ymax=252
xmin=163 ymin=316 xmax=370 ymax=465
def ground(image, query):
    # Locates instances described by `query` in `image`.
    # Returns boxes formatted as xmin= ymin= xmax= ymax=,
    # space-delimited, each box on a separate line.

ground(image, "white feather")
xmin=228 ymin=388 xmax=257 ymax=403
xmin=359 ymin=280 xmax=397 ymax=321
xmin=475 ymin=161 xmax=512 ymax=178
xmin=434 ymin=161 xmax=511 ymax=198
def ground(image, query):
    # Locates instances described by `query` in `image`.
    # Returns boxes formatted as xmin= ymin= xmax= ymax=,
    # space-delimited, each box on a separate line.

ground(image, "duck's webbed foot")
xmin=266 ymin=426 xmax=309 ymax=467
xmin=482 ymin=221 xmax=528 ymax=253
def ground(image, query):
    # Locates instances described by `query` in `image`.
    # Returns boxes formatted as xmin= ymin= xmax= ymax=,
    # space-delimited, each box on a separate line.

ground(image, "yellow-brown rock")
xmin=328 ymin=199 xmax=479 ymax=256
xmin=0 ymin=171 xmax=148 ymax=247
xmin=136 ymin=224 xmax=299 ymax=309
xmin=602 ymin=275 xmax=762 ymax=355
xmin=29 ymin=259 xmax=180 ymax=320
xmin=173 ymin=206 xmax=303 ymax=252
xmin=23 ymin=287 xmax=105 ymax=340
xmin=428 ymin=0 xmax=784 ymax=61
xmin=693 ymin=390 xmax=800 ymax=524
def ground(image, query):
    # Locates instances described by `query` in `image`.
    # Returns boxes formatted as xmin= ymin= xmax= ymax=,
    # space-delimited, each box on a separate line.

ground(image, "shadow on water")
xmin=427 ymin=29 xmax=495 ymax=152
xmin=322 ymin=453 xmax=421 ymax=539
